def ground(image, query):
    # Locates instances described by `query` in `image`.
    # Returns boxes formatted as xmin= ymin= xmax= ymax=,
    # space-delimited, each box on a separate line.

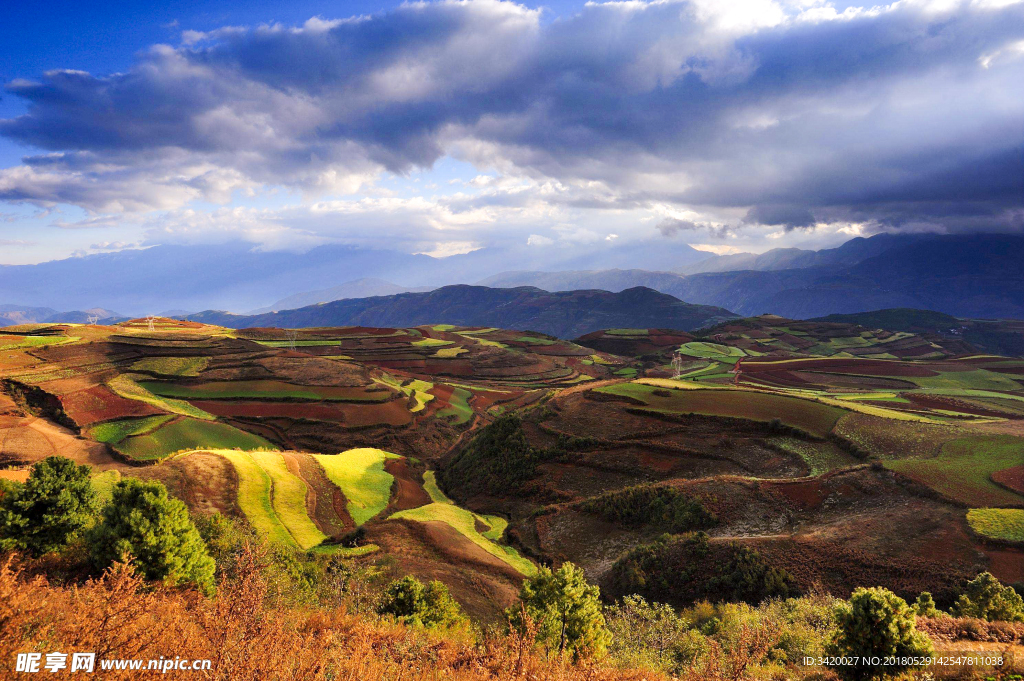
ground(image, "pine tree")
xmin=0 ymin=456 xmax=96 ymax=556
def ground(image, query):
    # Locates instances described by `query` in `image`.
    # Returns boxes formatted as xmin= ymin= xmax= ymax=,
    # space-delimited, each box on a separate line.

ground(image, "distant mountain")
xmin=186 ymin=285 xmax=738 ymax=338
xmin=676 ymin=234 xmax=928 ymax=275
xmin=0 ymin=304 xmax=59 ymax=327
xmin=44 ymin=308 xmax=124 ymax=324
xmin=485 ymin=234 xmax=1024 ymax=320
xmin=252 ymin=278 xmax=434 ymax=314
xmin=0 ymin=239 xmax=710 ymax=315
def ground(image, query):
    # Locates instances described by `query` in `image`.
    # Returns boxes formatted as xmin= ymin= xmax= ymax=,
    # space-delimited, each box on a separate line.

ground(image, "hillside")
xmin=185 ymin=285 xmax=739 ymax=338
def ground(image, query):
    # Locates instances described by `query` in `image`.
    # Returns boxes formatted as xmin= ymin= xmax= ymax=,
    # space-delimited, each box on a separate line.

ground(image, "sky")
xmin=1 ymin=0 xmax=1022 ymax=265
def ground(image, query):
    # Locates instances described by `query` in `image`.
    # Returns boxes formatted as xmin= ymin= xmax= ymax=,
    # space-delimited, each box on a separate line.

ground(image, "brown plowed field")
xmin=743 ymin=358 xmax=939 ymax=377
xmin=992 ymin=465 xmax=1024 ymax=494
xmin=60 ymin=385 xmax=164 ymax=425
xmin=289 ymin=452 xmax=352 ymax=536
xmin=384 ymin=458 xmax=431 ymax=512
xmin=0 ymin=413 xmax=118 ymax=469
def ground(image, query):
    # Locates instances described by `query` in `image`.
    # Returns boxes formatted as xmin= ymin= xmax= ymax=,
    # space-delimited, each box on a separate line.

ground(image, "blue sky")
xmin=1 ymin=0 xmax=1022 ymax=265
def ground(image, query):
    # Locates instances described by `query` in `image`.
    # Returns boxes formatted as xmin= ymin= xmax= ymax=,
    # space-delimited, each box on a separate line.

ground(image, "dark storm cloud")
xmin=1 ymin=0 xmax=1022 ymax=231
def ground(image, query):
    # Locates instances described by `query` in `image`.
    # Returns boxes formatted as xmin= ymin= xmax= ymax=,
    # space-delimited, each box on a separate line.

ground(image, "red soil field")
xmin=189 ymin=399 xmax=413 ymax=427
xmin=906 ymin=393 xmax=1018 ymax=418
xmin=991 ymin=465 xmax=1024 ymax=495
xmin=384 ymin=458 xmax=431 ymax=512
xmin=60 ymin=385 xmax=163 ymax=425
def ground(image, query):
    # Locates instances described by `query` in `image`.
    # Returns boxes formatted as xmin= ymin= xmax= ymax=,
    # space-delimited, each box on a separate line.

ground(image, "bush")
xmin=89 ymin=478 xmax=215 ymax=594
xmin=0 ymin=456 xmax=96 ymax=556
xmin=378 ymin=575 xmax=465 ymax=628
xmin=610 ymin=533 xmax=795 ymax=606
xmin=828 ymin=587 xmax=934 ymax=680
xmin=951 ymin=572 xmax=1024 ymax=622
xmin=509 ymin=562 xmax=611 ymax=659
xmin=577 ymin=484 xmax=716 ymax=533
xmin=912 ymin=591 xmax=939 ymax=618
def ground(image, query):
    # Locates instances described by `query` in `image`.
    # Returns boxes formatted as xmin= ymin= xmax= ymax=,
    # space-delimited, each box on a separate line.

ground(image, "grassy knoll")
xmin=88 ymin=415 xmax=175 ymax=444
xmin=437 ymin=387 xmax=473 ymax=425
xmin=115 ymin=418 xmax=273 ymax=461
xmin=967 ymin=508 xmax=1024 ymax=543
xmin=218 ymin=451 xmax=295 ymax=547
xmin=313 ymin=449 xmax=397 ymax=525
xmin=107 ymin=375 xmax=215 ymax=420
xmin=140 ymin=380 xmax=389 ymax=402
xmin=130 ymin=356 xmax=209 ymax=377
xmin=886 ymin=435 xmax=1024 ymax=507
xmin=606 ymin=329 xmax=648 ymax=336
xmin=251 ymin=453 xmax=327 ymax=550
xmin=595 ymin=382 xmax=844 ymax=438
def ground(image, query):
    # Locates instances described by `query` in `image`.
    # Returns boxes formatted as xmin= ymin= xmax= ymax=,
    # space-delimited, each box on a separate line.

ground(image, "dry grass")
xmin=0 ymin=550 xmax=660 ymax=681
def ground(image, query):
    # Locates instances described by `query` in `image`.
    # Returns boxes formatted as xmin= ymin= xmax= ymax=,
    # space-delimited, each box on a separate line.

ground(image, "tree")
xmin=951 ymin=572 xmax=1024 ymax=622
xmin=509 ymin=562 xmax=611 ymax=659
xmin=912 ymin=592 xmax=938 ymax=618
xmin=828 ymin=587 xmax=934 ymax=680
xmin=0 ymin=456 xmax=96 ymax=556
xmin=89 ymin=478 xmax=215 ymax=594
xmin=377 ymin=575 xmax=464 ymax=628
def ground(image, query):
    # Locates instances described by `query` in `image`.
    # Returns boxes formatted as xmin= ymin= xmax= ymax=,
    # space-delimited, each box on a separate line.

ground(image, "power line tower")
xmin=671 ymin=350 xmax=685 ymax=379
xmin=86 ymin=314 xmax=99 ymax=326
xmin=285 ymin=329 xmax=299 ymax=351
xmin=146 ymin=315 xmax=156 ymax=332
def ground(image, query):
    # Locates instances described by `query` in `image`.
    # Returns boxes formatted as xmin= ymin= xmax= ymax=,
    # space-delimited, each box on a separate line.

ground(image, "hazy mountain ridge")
xmin=185 ymin=285 xmax=738 ymax=338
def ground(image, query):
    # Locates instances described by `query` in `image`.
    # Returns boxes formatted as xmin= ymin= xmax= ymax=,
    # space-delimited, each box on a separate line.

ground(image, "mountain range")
xmin=3 ymin=232 xmax=1024 ymax=322
xmin=186 ymin=285 xmax=738 ymax=338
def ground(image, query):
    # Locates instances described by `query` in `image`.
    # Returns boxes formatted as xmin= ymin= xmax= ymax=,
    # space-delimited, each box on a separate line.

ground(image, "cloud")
xmin=657 ymin=217 xmax=734 ymax=238
xmin=0 ymin=0 xmax=1021 ymax=247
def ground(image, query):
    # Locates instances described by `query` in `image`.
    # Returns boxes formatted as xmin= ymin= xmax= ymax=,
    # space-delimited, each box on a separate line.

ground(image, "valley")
xmin=1 ymin=312 xmax=1022 ymax=622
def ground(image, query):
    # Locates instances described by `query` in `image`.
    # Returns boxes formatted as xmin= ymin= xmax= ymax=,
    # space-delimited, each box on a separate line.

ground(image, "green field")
xmin=515 ymin=336 xmax=556 ymax=345
xmin=108 ymin=375 xmax=215 ymax=420
xmin=130 ymin=356 xmax=209 ymax=377
xmin=412 ymin=338 xmax=452 ymax=348
xmin=596 ymin=382 xmax=844 ymax=438
xmin=218 ymin=451 xmax=296 ymax=547
xmin=967 ymin=508 xmax=1024 ymax=543
xmin=911 ymin=370 xmax=1021 ymax=392
xmin=887 ymin=435 xmax=1024 ymax=507
xmin=314 ymin=448 xmax=397 ymax=525
xmin=433 ymin=346 xmax=468 ymax=358
xmin=252 ymin=453 xmax=327 ymax=550
xmin=139 ymin=380 xmax=389 ymax=402
xmin=677 ymin=341 xmax=745 ymax=363
xmin=392 ymin=474 xmax=534 ymax=575
xmin=115 ymin=418 xmax=274 ymax=461
xmin=768 ymin=437 xmax=861 ymax=476
xmin=0 ymin=335 xmax=78 ymax=351
xmin=437 ymin=387 xmax=473 ymax=425
xmin=376 ymin=374 xmax=434 ymax=412
xmin=88 ymin=415 xmax=175 ymax=444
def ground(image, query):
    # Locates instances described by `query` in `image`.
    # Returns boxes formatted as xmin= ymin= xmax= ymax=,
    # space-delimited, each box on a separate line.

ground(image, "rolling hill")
xmin=185 ymin=285 xmax=739 ymax=338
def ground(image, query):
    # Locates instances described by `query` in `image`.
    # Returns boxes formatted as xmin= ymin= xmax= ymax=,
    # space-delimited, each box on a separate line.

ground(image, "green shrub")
xmin=509 ymin=562 xmax=611 ymax=659
xmin=913 ymin=592 xmax=939 ymax=618
xmin=951 ymin=572 xmax=1024 ymax=622
xmin=89 ymin=478 xmax=215 ymax=594
xmin=828 ymin=587 xmax=934 ymax=680
xmin=610 ymin=533 xmax=795 ymax=606
xmin=0 ymin=456 xmax=96 ymax=556
xmin=577 ymin=484 xmax=716 ymax=533
xmin=378 ymin=575 xmax=465 ymax=628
